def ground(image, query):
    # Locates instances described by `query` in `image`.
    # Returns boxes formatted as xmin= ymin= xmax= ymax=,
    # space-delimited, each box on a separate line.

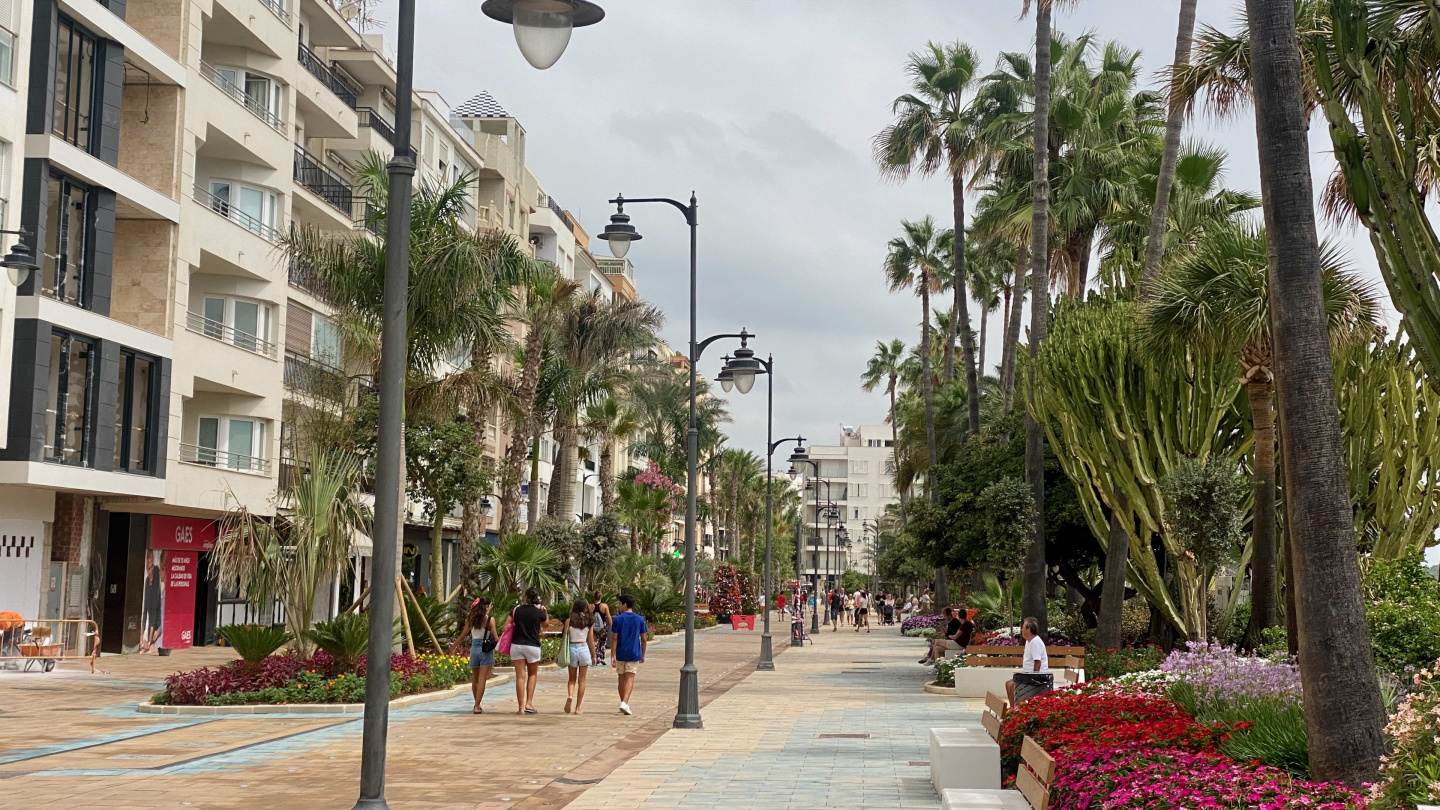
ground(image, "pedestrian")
xmin=504 ymin=587 xmax=546 ymax=715
xmin=920 ymin=589 xmax=934 ymax=614
xmin=829 ymin=590 xmax=843 ymax=630
xmin=565 ymin=597 xmax=596 ymax=715
xmin=590 ymin=592 xmax=611 ymax=666
xmin=459 ymin=596 xmax=497 ymax=714
xmin=777 ymin=592 xmax=787 ymax=614
xmin=884 ymin=593 xmax=895 ymax=625
xmin=855 ymin=590 xmax=869 ymax=633
xmin=610 ymin=593 xmax=647 ymax=716
xmin=1006 ymin=617 xmax=1053 ymax=705
xmin=921 ymin=606 xmax=974 ymax=665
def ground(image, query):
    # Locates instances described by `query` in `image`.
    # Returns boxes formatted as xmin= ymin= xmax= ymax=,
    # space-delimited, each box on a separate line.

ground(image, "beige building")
xmin=792 ymin=424 xmax=907 ymax=583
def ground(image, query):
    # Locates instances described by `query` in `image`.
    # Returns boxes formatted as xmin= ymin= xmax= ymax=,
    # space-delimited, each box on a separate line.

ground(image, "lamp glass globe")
xmin=733 ymin=371 xmax=756 ymax=394
xmin=606 ymin=234 xmax=631 ymax=259
xmin=512 ymin=0 xmax=574 ymax=70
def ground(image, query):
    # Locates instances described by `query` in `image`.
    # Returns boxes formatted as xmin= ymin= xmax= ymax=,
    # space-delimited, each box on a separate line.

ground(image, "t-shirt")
xmin=830 ymin=593 xmax=843 ymax=610
xmin=956 ymin=620 xmax=975 ymax=647
xmin=945 ymin=618 xmax=962 ymax=639
xmin=512 ymin=604 xmax=545 ymax=648
xmin=1022 ymin=635 xmax=1049 ymax=673
xmin=612 ymin=611 xmax=647 ymax=662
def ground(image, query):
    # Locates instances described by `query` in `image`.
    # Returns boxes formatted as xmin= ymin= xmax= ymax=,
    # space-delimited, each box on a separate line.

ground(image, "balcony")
xmin=357 ymin=107 xmax=395 ymax=147
xmin=185 ymin=310 xmax=279 ymax=359
xmin=288 ymin=258 xmax=331 ymax=301
xmin=259 ymin=0 xmax=292 ymax=25
xmin=298 ymin=43 xmax=359 ymax=109
xmin=200 ymin=60 xmax=284 ymax=131
xmin=293 ymin=147 xmax=355 ymax=216
xmin=194 ymin=185 xmax=282 ymax=244
xmin=284 ymin=350 xmax=347 ymax=401
xmin=179 ymin=443 xmax=274 ymax=475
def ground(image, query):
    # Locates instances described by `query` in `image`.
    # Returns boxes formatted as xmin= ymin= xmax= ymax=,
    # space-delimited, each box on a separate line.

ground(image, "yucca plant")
xmin=474 ymin=532 xmax=563 ymax=597
xmin=631 ymin=584 xmax=684 ymax=622
xmin=218 ymin=624 xmax=291 ymax=675
xmin=305 ymin=613 xmax=370 ymax=672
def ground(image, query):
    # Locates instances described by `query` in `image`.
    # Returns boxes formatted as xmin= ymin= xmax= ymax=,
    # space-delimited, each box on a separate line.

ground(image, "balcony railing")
xmin=293 ymin=147 xmax=355 ymax=216
xmin=180 ymin=443 xmax=273 ymax=475
xmin=258 ymin=0 xmax=291 ymax=24
xmin=200 ymin=60 xmax=284 ymax=131
xmin=298 ymin=43 xmax=358 ymax=109
xmin=288 ymin=258 xmax=330 ymax=301
xmin=357 ymin=107 xmax=396 ymax=147
xmin=284 ymin=350 xmax=347 ymax=401
xmin=194 ymin=185 xmax=282 ymax=244
xmin=185 ymin=311 xmax=279 ymax=359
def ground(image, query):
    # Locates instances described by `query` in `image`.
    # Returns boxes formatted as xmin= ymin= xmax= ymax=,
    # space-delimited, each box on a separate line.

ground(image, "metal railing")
xmin=294 ymin=147 xmax=356 ymax=216
xmin=258 ymin=0 xmax=291 ymax=24
xmin=200 ymin=60 xmax=284 ymax=131
xmin=0 ymin=618 xmax=99 ymax=672
xmin=193 ymin=185 xmax=282 ymax=243
xmin=288 ymin=258 xmax=331 ymax=301
xmin=298 ymin=43 xmax=358 ymax=109
xmin=357 ymin=107 xmax=396 ymax=147
xmin=185 ymin=310 xmax=278 ymax=359
xmin=180 ymin=442 xmax=273 ymax=474
xmin=284 ymin=350 xmax=348 ymax=401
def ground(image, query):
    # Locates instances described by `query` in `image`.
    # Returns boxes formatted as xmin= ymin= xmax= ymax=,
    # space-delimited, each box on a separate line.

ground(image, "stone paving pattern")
xmin=0 ymin=621 xmax=973 ymax=808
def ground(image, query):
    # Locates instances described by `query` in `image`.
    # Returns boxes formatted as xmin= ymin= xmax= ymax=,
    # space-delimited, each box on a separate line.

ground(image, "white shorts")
xmin=510 ymin=644 xmax=542 ymax=664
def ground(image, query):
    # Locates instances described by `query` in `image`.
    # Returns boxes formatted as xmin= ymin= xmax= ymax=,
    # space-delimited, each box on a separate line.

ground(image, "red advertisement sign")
xmin=149 ymin=516 xmax=216 ymax=552
xmin=160 ymin=551 xmax=199 ymax=650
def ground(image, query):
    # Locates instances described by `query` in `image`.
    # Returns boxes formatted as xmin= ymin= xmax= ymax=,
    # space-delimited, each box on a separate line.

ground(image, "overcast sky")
xmin=376 ymin=0 xmax=1386 ymax=464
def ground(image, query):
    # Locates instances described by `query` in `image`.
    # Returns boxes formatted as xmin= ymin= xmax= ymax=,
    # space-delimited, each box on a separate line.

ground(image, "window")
xmin=0 ymin=28 xmax=14 ymax=87
xmin=850 ymin=460 xmax=869 ymax=476
xmin=882 ymin=459 xmax=895 ymax=474
xmin=197 ymin=416 xmax=267 ymax=471
xmin=817 ymin=459 xmax=847 ymax=479
xmin=877 ymin=483 xmax=891 ymax=498
xmin=853 ymin=507 xmax=867 ymax=520
xmin=114 ymin=351 xmax=156 ymax=473
xmin=201 ymin=295 xmax=275 ymax=354
xmin=44 ymin=330 xmax=95 ymax=465
xmin=213 ymin=66 xmax=282 ymax=126
xmin=42 ymin=174 xmax=93 ymax=307
xmin=208 ymin=181 xmax=279 ymax=238
xmin=852 ymin=483 xmax=868 ymax=499
xmin=53 ymin=18 xmax=98 ymax=151
xmin=311 ymin=314 xmax=341 ymax=367
xmin=0 ymin=140 xmax=10 ymax=225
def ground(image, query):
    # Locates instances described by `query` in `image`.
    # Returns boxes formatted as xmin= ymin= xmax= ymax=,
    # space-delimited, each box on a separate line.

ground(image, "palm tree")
xmin=1245 ymin=0 xmax=1386 ymax=785
xmin=875 ymin=41 xmax=984 ymax=436
xmin=475 ymin=532 xmax=563 ymax=596
xmin=582 ymin=396 xmax=640 ymax=513
xmin=213 ymin=449 xmax=371 ymax=656
xmin=497 ymin=268 xmax=579 ymax=537
xmin=967 ymin=239 xmax=1006 ymax=376
xmin=882 ymin=216 xmax=949 ymax=501
xmin=1139 ymin=0 xmax=1201 ymax=298
xmin=1145 ymin=225 xmax=1378 ymax=648
xmin=629 ymin=370 xmax=729 ymax=485
xmin=860 ymin=339 xmax=907 ymax=481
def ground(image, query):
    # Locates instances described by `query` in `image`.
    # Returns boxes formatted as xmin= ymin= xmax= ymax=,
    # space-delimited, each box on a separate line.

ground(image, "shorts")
xmin=469 ymin=638 xmax=495 ymax=669
xmin=1013 ymin=672 xmax=1054 ymax=703
xmin=859 ymin=608 xmax=868 ymax=615
xmin=615 ymin=659 xmax=640 ymax=675
xmin=569 ymin=643 xmax=592 ymax=668
xmin=510 ymin=643 xmax=542 ymax=664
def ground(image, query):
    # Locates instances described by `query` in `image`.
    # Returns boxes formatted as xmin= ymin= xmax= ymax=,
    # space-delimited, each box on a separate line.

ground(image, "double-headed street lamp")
xmin=355 ymin=4 xmax=604 ymax=809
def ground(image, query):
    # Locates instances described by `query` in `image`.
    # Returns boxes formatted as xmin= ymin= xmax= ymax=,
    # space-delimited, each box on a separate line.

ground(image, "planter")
xmin=140 ymin=673 xmax=514 ymax=715
xmin=716 ymin=614 xmax=731 ymax=625
xmin=924 ymin=682 xmax=958 ymax=696
xmin=730 ymin=615 xmax=757 ymax=631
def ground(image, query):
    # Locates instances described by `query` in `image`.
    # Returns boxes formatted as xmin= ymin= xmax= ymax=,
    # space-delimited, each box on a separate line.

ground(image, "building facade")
xmin=792 ymin=424 xmax=905 ymax=584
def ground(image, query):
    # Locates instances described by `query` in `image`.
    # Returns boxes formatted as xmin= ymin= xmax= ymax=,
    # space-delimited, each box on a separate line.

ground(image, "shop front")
xmin=97 ymin=514 xmax=216 ymax=654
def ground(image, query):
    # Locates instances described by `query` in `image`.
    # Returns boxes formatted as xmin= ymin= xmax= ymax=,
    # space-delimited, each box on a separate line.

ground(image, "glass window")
xmin=113 ymin=351 xmax=155 ymax=473
xmin=0 ymin=29 xmax=14 ymax=86
xmin=197 ymin=417 xmax=219 ymax=465
xmin=42 ymin=174 xmax=92 ymax=307
xmin=198 ymin=295 xmax=273 ymax=354
xmin=228 ymin=419 xmax=254 ymax=470
xmin=311 ymin=315 xmax=341 ymax=367
xmin=208 ymin=180 xmax=277 ymax=236
xmin=53 ymin=18 xmax=97 ymax=151
xmin=196 ymin=416 xmax=265 ymax=471
xmin=44 ymin=330 xmax=94 ymax=465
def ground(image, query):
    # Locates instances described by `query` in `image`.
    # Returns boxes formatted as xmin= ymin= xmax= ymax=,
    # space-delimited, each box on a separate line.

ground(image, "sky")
xmin=372 ymin=0 xmax=1388 ymax=465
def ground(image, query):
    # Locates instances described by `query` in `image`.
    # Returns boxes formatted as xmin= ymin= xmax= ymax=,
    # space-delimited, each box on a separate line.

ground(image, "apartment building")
xmin=792 ymin=424 xmax=905 ymax=583
xmin=0 ymin=0 xmax=641 ymax=653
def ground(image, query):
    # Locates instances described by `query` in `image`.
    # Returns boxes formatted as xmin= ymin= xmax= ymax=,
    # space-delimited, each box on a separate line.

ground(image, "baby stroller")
xmin=883 ymin=601 xmax=895 ymax=625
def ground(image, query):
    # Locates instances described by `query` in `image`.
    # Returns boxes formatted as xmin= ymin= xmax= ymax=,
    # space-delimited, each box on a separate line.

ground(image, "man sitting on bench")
xmin=1006 ymin=616 xmax=1054 ymax=705
xmin=919 ymin=606 xmax=974 ymax=665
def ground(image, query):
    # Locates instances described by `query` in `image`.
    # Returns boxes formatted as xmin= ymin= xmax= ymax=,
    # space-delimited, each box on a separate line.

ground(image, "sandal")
xmin=564 ymin=698 xmax=573 ymax=714
xmin=524 ymin=708 xmax=537 ymax=715
xmin=473 ymin=706 xmax=484 ymax=714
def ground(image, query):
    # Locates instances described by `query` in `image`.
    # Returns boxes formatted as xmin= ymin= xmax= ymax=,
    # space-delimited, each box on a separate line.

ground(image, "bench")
xmin=981 ymin=691 xmax=1008 ymax=743
xmin=540 ymin=619 xmax=565 ymax=637
xmin=1061 ymin=668 xmax=1083 ymax=686
xmin=939 ymin=734 xmax=1055 ymax=810
xmin=930 ymin=727 xmax=1002 ymax=791
xmin=964 ymin=645 xmax=1086 ymax=671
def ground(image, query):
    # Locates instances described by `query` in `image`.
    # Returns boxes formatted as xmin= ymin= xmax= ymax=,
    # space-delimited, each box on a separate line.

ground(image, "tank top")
xmin=568 ymin=624 xmax=588 ymax=643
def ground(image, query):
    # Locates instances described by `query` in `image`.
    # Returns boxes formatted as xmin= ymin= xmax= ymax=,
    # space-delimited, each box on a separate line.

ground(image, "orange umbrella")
xmin=0 ymin=611 xmax=23 ymax=631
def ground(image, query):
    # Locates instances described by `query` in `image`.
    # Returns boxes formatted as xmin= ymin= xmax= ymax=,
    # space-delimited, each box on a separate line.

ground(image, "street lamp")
xmin=597 ymin=189 xmax=756 ymax=730
xmin=355 ymin=6 xmax=604 ymax=810
xmin=1 ymin=230 xmax=36 ymax=287
xmin=787 ymin=446 xmax=815 ymax=644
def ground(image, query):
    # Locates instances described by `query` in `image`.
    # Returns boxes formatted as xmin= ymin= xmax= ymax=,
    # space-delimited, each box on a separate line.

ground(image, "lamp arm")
xmin=696 ymin=332 xmax=753 ymax=361
xmin=609 ymin=196 xmax=697 ymax=226
xmin=769 ymin=436 xmax=804 ymax=456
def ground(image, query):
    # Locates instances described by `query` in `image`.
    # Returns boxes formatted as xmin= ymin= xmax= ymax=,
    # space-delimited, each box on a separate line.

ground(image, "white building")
xmin=792 ymin=424 xmax=905 ymax=583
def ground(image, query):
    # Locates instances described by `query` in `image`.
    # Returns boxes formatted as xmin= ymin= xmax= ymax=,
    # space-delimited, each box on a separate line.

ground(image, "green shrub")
xmin=1087 ymin=645 xmax=1165 ymax=679
xmin=651 ymin=623 xmax=676 ymax=636
xmin=633 ymin=585 xmax=685 ymax=621
xmin=306 ymin=613 xmax=370 ymax=671
xmin=1169 ymin=680 xmax=1310 ymax=777
xmin=932 ymin=658 xmax=958 ymax=687
xmin=218 ymin=624 xmax=291 ymax=670
xmin=1363 ymin=553 xmax=1440 ymax=678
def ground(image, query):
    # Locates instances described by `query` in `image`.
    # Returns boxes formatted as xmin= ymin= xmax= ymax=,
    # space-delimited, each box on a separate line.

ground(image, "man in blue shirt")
xmin=610 ymin=593 xmax=648 ymax=716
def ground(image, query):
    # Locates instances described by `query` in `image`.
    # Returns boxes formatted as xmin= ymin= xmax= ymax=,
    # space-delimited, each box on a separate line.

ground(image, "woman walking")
xmin=504 ymin=588 xmax=547 ymax=715
xmin=591 ymin=592 xmax=611 ymax=666
xmin=459 ymin=597 xmax=497 ymax=714
xmin=565 ymin=597 xmax=597 ymax=714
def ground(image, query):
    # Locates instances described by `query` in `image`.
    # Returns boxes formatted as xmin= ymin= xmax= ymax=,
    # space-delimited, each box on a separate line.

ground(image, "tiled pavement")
xmin=0 ymin=621 xmax=973 ymax=809
xmin=567 ymin=623 xmax=980 ymax=810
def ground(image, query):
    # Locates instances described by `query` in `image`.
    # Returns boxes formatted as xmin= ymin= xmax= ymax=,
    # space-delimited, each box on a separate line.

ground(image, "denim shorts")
xmin=469 ymin=638 xmax=495 ymax=669
xmin=569 ymin=643 xmax=592 ymax=668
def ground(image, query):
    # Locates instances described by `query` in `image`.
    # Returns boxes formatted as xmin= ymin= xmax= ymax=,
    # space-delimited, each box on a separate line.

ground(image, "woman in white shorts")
xmin=565 ymin=597 xmax=596 ymax=714
xmin=505 ymin=588 xmax=547 ymax=715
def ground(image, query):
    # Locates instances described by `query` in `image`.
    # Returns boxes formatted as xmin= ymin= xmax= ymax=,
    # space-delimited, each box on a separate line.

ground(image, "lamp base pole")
xmin=673 ymin=664 xmax=703 ymax=729
xmin=353 ymin=802 xmax=392 ymax=810
xmin=757 ymin=630 xmax=775 ymax=670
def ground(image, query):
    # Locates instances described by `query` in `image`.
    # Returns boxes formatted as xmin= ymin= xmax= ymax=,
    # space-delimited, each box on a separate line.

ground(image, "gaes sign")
xmin=148 ymin=516 xmax=217 ymax=552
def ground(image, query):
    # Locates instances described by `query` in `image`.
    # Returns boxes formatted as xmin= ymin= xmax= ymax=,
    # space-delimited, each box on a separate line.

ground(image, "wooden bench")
xmin=939 ymin=734 xmax=1055 ymax=810
xmin=964 ymin=645 xmax=1086 ymax=670
xmin=981 ymin=691 xmax=1008 ymax=743
xmin=1061 ymin=668 xmax=1083 ymax=686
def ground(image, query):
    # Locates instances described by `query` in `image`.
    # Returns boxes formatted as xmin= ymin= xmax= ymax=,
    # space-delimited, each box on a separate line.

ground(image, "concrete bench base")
xmin=951 ymin=667 xmax=1086 ymax=698
xmin=940 ymin=789 xmax=1031 ymax=810
xmin=930 ymin=727 xmax=1002 ymax=791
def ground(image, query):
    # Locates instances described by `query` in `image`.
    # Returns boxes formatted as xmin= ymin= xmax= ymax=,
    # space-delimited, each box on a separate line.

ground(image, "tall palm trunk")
xmin=953 ymin=174 xmax=981 ymax=435
xmin=528 ymin=434 xmax=542 ymax=526
xmin=1140 ymin=0 xmax=1200 ymax=298
xmin=978 ymin=306 xmax=989 ymax=381
xmin=598 ymin=443 xmax=616 ymax=513
xmin=1246 ymin=0 xmax=1384 ymax=785
xmin=1001 ymin=242 xmax=1028 ymax=413
xmin=547 ymin=417 xmax=578 ymax=519
xmin=460 ymin=342 xmax=492 ymax=593
xmin=920 ymin=269 xmax=943 ymax=599
xmin=1021 ymin=1 xmax=1053 ymax=632
xmin=499 ymin=324 xmax=545 ymax=536
xmin=1242 ymin=377 xmax=1279 ymax=647
xmin=1095 ymin=488 xmax=1130 ymax=649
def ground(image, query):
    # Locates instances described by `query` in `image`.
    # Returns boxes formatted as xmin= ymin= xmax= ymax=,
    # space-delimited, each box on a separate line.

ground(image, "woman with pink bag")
xmin=500 ymin=588 xmax=547 ymax=715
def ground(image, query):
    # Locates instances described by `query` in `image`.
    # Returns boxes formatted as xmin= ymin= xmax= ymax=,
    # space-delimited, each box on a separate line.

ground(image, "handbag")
xmin=496 ymin=610 xmax=515 ymax=657
xmin=556 ymin=631 xmax=573 ymax=668
xmin=480 ymin=627 xmax=498 ymax=655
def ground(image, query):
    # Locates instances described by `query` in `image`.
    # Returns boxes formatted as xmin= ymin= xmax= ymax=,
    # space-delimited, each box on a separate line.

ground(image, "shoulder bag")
xmin=496 ymin=609 xmax=516 ymax=657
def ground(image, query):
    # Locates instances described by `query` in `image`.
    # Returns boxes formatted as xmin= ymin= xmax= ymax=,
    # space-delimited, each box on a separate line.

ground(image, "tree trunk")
xmin=921 ymin=273 xmax=936 ymax=478
xmin=547 ymin=418 xmax=579 ymax=520
xmin=459 ymin=342 xmax=493 ymax=595
xmin=527 ymin=434 xmax=542 ymax=529
xmin=599 ymin=444 xmax=615 ymax=513
xmin=1140 ymin=0 xmax=1200 ymax=298
xmin=1001 ymin=241 xmax=1028 ymax=414
xmin=1095 ymin=490 xmax=1130 ymax=649
xmin=498 ymin=324 xmax=546 ymax=537
xmin=1242 ymin=377 xmax=1279 ymax=648
xmin=1022 ymin=1 xmax=1053 ymax=636
xmin=429 ymin=508 xmax=446 ymax=597
xmin=978 ymin=306 xmax=989 ymax=383
xmin=952 ymin=173 xmax=981 ymax=435
xmin=1247 ymin=0 xmax=1385 ymax=785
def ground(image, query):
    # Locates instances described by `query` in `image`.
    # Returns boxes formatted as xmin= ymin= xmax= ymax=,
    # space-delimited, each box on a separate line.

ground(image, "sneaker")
xmin=919 ymin=658 xmax=932 ymax=665
xmin=620 ymin=702 xmax=632 ymax=715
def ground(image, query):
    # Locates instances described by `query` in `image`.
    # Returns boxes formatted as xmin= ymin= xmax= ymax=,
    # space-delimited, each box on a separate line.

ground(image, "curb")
xmin=139 ymin=673 xmax=514 ymax=715
xmin=924 ymin=682 xmax=958 ymax=696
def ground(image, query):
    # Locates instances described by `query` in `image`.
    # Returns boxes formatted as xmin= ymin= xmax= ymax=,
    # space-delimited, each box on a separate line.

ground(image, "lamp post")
xmin=354 ymin=5 xmax=604 ymax=809
xmin=786 ymin=448 xmax=816 ymax=640
xmin=0 ymin=229 xmax=36 ymax=287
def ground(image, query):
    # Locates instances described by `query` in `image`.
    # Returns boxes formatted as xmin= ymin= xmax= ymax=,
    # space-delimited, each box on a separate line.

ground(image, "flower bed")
xmin=900 ymin=613 xmax=945 ymax=634
xmin=153 ymin=650 xmax=466 ymax=707
xmin=1369 ymin=662 xmax=1440 ymax=809
xmin=1086 ymin=645 xmax=1165 ymax=679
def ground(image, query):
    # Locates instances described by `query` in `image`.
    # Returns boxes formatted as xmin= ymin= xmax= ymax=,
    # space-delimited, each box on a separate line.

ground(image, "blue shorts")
xmin=470 ymin=638 xmax=495 ymax=669
xmin=568 ymin=643 xmax=592 ymax=668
